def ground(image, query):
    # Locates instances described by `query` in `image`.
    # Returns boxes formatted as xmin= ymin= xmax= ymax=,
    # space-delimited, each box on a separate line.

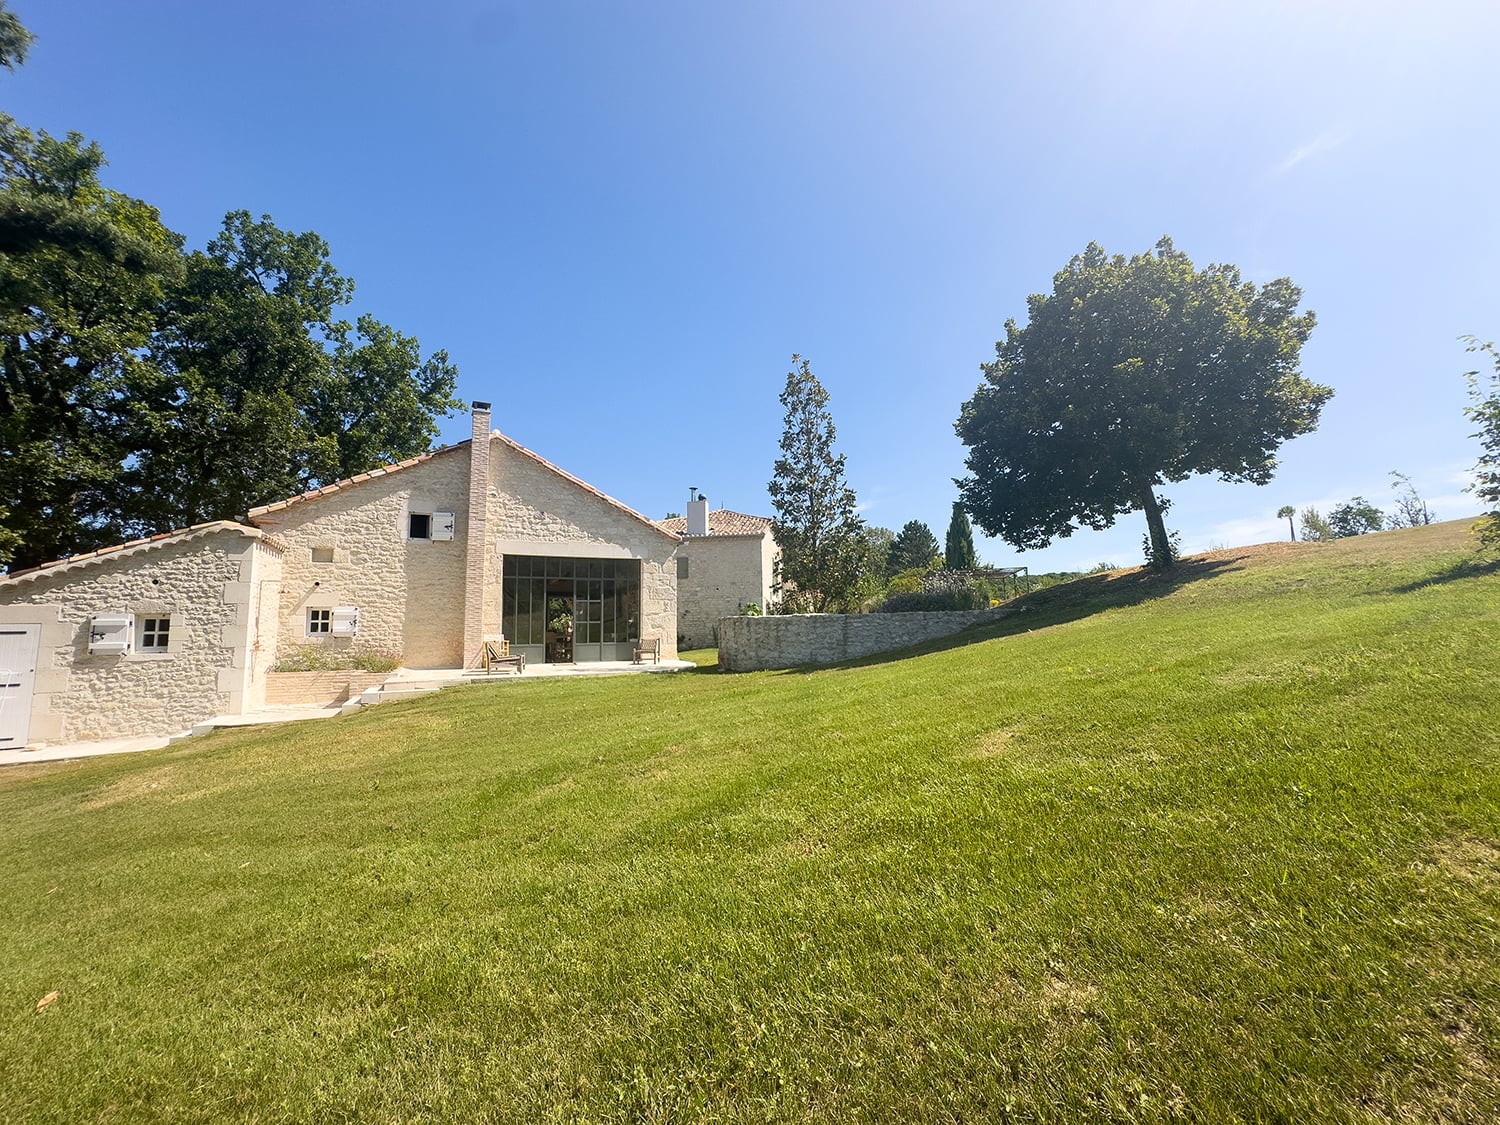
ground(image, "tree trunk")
xmin=1139 ymin=485 xmax=1174 ymax=570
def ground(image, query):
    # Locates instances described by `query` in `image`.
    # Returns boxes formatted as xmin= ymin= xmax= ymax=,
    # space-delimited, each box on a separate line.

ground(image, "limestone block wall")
xmin=243 ymin=541 xmax=284 ymax=711
xmin=253 ymin=449 xmax=471 ymax=669
xmin=485 ymin=439 xmax=680 ymax=656
xmin=263 ymin=671 xmax=387 ymax=706
xmin=676 ymin=533 xmax=774 ymax=649
xmin=0 ymin=530 xmax=277 ymax=743
xmin=717 ymin=607 xmax=1012 ymax=672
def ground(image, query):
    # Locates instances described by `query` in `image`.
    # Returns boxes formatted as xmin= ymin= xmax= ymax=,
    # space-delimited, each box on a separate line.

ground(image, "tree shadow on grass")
xmin=1389 ymin=554 xmax=1500 ymax=594
xmin=777 ymin=555 xmax=1239 ymax=674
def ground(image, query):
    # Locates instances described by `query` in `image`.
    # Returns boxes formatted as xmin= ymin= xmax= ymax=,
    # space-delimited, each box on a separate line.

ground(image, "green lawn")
xmin=3 ymin=522 xmax=1498 ymax=1123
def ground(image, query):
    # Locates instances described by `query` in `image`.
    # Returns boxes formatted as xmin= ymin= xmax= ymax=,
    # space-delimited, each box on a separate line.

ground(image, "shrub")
xmin=273 ymin=646 xmax=402 ymax=673
xmin=877 ymin=570 xmax=999 ymax=613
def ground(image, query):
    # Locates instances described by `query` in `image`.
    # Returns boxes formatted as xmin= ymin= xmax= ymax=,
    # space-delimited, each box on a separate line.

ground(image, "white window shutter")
xmin=431 ymin=512 xmax=456 ymax=541
xmin=331 ymin=606 xmax=360 ymax=637
xmin=89 ymin=613 xmax=134 ymax=655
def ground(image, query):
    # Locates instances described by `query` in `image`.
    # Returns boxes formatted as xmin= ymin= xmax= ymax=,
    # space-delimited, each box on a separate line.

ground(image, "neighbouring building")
xmin=0 ymin=404 xmax=683 ymax=748
xmin=658 ymin=491 xmax=778 ymax=650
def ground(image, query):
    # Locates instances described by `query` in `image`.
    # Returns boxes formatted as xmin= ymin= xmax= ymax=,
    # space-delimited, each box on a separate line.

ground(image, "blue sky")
xmin=12 ymin=1 xmax=1498 ymax=571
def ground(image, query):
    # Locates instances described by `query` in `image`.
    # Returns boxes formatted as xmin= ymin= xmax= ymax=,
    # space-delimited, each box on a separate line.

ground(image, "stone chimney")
xmin=462 ymin=402 xmax=492 ymax=667
xmin=687 ymin=489 xmax=709 ymax=537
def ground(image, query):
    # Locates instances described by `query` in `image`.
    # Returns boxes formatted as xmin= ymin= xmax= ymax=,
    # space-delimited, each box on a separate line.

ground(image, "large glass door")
xmin=501 ymin=556 xmax=642 ymax=663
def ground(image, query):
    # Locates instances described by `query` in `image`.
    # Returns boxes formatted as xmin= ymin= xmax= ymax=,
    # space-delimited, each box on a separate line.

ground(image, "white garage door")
xmin=0 ymin=625 xmax=40 ymax=749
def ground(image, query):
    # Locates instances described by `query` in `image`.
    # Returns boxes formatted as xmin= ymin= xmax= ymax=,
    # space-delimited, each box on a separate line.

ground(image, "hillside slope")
xmin=2 ymin=522 xmax=1497 ymax=1123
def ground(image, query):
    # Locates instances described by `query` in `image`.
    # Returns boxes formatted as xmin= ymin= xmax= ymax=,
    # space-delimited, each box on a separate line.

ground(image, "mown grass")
xmin=1 ymin=522 xmax=1497 ymax=1123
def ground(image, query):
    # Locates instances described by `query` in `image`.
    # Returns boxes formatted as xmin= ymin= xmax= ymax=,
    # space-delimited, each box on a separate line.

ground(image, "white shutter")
xmin=89 ymin=613 xmax=134 ymax=655
xmin=330 ymin=606 xmax=360 ymax=637
xmin=431 ymin=512 xmax=456 ymax=541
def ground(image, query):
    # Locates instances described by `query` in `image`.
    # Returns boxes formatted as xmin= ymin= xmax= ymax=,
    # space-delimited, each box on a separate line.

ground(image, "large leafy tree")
xmin=0 ymin=158 xmax=462 ymax=567
xmin=767 ymin=355 xmax=865 ymax=612
xmin=1326 ymin=497 xmax=1383 ymax=538
xmin=944 ymin=501 xmax=977 ymax=569
xmin=887 ymin=519 xmax=939 ymax=575
xmin=0 ymin=2 xmax=32 ymax=70
xmin=0 ymin=116 xmax=182 ymax=570
xmin=956 ymin=238 xmax=1329 ymax=569
xmin=119 ymin=212 xmax=461 ymax=532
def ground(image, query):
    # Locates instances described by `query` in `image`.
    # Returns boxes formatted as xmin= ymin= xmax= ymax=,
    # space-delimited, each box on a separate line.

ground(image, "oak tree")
xmin=120 ymin=212 xmax=461 ymax=533
xmin=956 ymin=238 xmax=1330 ymax=569
xmin=1326 ymin=496 xmax=1383 ymax=537
xmin=0 ymin=117 xmax=181 ymax=570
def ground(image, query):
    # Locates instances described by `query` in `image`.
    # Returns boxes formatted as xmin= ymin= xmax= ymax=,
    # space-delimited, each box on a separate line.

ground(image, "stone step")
xmin=358 ymin=684 xmax=442 ymax=707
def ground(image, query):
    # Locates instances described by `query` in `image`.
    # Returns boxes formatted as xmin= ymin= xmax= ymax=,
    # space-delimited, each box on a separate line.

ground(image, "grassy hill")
xmin=2 ymin=522 xmax=1497 ymax=1123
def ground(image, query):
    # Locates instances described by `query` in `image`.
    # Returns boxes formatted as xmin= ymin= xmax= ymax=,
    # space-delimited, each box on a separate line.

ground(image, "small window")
xmin=137 ymin=616 xmax=171 ymax=652
xmin=310 ymin=546 xmax=335 ymax=564
xmin=409 ymin=512 xmax=431 ymax=540
xmin=677 ymin=557 xmax=689 ymax=579
xmin=308 ymin=608 xmax=332 ymax=635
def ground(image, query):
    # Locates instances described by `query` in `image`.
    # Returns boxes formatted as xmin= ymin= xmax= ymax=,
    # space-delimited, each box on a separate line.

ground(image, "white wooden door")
xmin=0 ymin=625 xmax=40 ymax=749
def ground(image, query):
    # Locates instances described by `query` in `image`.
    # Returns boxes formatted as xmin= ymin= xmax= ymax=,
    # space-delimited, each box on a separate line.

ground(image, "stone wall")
xmin=717 ymin=607 xmax=1012 ymax=672
xmin=253 ymin=448 xmax=471 ymax=669
xmin=676 ymin=533 xmax=774 ymax=649
xmin=0 ymin=528 xmax=279 ymax=743
xmin=264 ymin=671 xmax=388 ymax=706
xmin=242 ymin=541 xmax=284 ymax=711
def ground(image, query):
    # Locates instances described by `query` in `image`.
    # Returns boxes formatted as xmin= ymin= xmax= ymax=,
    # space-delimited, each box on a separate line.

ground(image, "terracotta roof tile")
xmin=0 ymin=521 xmax=283 ymax=585
xmin=658 ymin=510 xmax=774 ymax=537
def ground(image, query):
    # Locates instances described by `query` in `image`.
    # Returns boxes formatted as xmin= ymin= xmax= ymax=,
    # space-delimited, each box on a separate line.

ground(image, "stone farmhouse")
xmin=0 ymin=404 xmax=682 ymax=749
xmin=659 ymin=492 xmax=778 ymax=650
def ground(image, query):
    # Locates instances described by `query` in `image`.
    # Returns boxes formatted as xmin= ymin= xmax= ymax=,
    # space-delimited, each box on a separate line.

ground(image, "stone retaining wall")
xmin=264 ymin=671 xmax=389 ymax=706
xmin=717 ymin=608 xmax=1012 ymax=672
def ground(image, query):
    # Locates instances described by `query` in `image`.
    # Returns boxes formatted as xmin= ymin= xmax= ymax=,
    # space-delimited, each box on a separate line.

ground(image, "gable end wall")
xmin=0 ymin=531 xmax=273 ymax=743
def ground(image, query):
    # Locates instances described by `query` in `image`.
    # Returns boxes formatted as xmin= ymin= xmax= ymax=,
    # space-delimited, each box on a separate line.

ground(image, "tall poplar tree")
xmin=767 ymin=355 xmax=865 ymax=612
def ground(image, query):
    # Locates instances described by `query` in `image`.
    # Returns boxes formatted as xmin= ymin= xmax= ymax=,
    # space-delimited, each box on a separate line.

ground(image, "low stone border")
xmin=716 ymin=607 xmax=1013 ymax=672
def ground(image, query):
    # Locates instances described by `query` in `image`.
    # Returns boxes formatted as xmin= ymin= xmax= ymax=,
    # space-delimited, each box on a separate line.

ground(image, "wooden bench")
xmin=482 ymin=639 xmax=526 ymax=675
xmin=632 ymin=637 xmax=661 ymax=665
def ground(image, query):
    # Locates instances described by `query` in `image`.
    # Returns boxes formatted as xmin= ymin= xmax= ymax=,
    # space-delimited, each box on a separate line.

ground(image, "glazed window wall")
xmin=501 ymin=555 xmax=642 ymax=662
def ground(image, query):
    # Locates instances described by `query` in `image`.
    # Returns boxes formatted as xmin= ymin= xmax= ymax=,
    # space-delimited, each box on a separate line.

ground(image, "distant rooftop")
xmin=658 ymin=510 xmax=773 ymax=537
